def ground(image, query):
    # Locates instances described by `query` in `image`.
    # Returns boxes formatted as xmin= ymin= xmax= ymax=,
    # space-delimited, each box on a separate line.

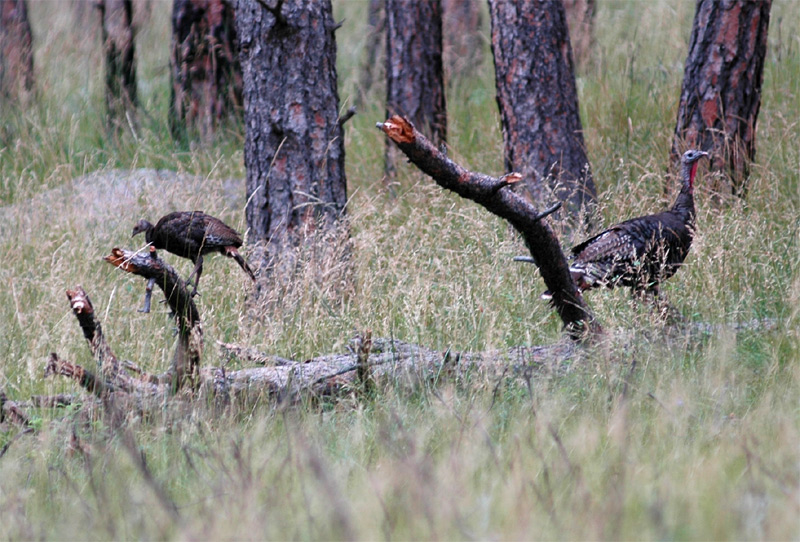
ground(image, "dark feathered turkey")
xmin=545 ymin=149 xmax=708 ymax=299
xmin=132 ymin=211 xmax=255 ymax=296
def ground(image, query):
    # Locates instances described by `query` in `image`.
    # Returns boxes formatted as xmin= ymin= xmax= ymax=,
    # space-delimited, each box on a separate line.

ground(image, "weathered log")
xmin=377 ymin=115 xmax=599 ymax=338
xmin=45 ymin=352 xmax=116 ymax=398
xmin=203 ymin=337 xmax=575 ymax=404
xmin=48 ymin=279 xmax=576 ymax=409
xmin=217 ymin=341 xmax=294 ymax=366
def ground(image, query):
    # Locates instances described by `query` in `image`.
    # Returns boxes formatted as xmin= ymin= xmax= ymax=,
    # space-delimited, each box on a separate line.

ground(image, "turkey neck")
xmin=144 ymin=224 xmax=156 ymax=246
xmin=671 ymin=160 xmax=697 ymax=227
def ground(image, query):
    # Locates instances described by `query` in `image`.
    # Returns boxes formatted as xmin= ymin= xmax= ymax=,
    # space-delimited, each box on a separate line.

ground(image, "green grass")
xmin=1 ymin=0 xmax=798 ymax=539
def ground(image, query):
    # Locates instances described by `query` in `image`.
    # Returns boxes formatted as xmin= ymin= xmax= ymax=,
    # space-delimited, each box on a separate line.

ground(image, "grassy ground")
xmin=1 ymin=1 xmax=798 ymax=539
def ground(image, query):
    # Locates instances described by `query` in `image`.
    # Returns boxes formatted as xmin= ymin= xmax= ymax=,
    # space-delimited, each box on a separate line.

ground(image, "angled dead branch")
xmin=377 ymin=115 xmax=598 ymax=338
xmin=104 ymin=247 xmax=202 ymax=390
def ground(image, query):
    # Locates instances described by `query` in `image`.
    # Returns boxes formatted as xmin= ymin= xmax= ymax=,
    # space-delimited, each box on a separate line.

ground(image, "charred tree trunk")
xmin=0 ymin=0 xmax=34 ymax=104
xmin=235 ymin=0 xmax=348 ymax=278
xmin=101 ymin=0 xmax=138 ymax=131
xmin=379 ymin=116 xmax=598 ymax=338
xmin=670 ymin=0 xmax=771 ymax=198
xmin=488 ymin=0 xmax=596 ymax=225
xmin=384 ymin=0 xmax=446 ymax=180
xmin=169 ymin=0 xmax=242 ymax=140
xmin=562 ymin=0 xmax=595 ymax=70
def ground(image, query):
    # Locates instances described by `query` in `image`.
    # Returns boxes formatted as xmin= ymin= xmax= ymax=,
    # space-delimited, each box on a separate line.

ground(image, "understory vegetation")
xmin=0 ymin=1 xmax=798 ymax=539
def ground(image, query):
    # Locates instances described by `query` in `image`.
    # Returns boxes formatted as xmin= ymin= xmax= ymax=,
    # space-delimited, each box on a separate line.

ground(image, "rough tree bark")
xmin=101 ymin=0 xmax=138 ymax=130
xmin=378 ymin=115 xmax=598 ymax=337
xmin=0 ymin=0 xmax=34 ymax=104
xmin=169 ymin=0 xmax=242 ymax=140
xmin=384 ymin=0 xmax=446 ymax=179
xmin=670 ymin=0 xmax=771 ymax=198
xmin=562 ymin=0 xmax=595 ymax=69
xmin=234 ymin=0 xmax=347 ymax=276
xmin=488 ymin=0 xmax=596 ymax=224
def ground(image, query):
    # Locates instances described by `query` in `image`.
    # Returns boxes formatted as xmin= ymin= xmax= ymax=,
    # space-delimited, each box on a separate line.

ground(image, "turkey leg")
xmin=186 ymin=256 xmax=204 ymax=297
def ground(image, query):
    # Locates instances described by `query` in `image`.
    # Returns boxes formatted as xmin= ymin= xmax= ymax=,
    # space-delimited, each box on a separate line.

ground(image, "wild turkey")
xmin=132 ymin=211 xmax=256 ymax=296
xmin=541 ymin=149 xmax=708 ymax=299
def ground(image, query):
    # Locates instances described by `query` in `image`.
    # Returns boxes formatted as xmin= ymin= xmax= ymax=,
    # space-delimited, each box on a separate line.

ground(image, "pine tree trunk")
xmin=671 ymin=0 xmax=771 ymax=198
xmin=101 ymin=0 xmax=138 ymax=130
xmin=0 ymin=0 xmax=34 ymax=104
xmin=360 ymin=0 xmax=482 ymax=100
xmin=384 ymin=0 xmax=446 ymax=179
xmin=235 ymin=0 xmax=347 ymax=276
xmin=357 ymin=0 xmax=384 ymax=102
xmin=488 ymin=0 xmax=596 ymax=224
xmin=169 ymin=0 xmax=242 ymax=140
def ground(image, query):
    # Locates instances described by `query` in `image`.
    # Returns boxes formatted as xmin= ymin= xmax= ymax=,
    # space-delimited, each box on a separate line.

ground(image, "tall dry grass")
xmin=0 ymin=0 xmax=798 ymax=539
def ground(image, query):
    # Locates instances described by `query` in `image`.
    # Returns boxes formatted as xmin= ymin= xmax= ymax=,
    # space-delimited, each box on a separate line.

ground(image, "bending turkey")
xmin=542 ymin=149 xmax=708 ymax=299
xmin=132 ymin=211 xmax=256 ymax=296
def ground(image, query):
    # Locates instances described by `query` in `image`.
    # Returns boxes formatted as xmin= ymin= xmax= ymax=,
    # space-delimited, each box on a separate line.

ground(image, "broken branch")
xmin=377 ymin=115 xmax=598 ymax=338
xmin=104 ymin=248 xmax=202 ymax=390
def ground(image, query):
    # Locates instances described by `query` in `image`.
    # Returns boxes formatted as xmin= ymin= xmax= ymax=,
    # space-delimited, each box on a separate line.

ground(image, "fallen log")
xmin=39 ymin=281 xmax=575 ymax=414
xmin=10 ymin=246 xmax=578 ymax=421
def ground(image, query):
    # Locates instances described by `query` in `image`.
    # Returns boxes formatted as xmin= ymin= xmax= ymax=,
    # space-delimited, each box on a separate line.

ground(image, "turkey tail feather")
xmin=226 ymin=247 xmax=256 ymax=282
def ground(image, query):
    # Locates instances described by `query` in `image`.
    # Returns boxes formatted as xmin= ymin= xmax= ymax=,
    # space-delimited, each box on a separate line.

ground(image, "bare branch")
xmin=377 ymin=115 xmax=598 ymax=338
xmin=45 ymin=353 xmax=113 ymax=398
xmin=338 ymin=105 xmax=357 ymax=127
xmin=104 ymin=248 xmax=202 ymax=390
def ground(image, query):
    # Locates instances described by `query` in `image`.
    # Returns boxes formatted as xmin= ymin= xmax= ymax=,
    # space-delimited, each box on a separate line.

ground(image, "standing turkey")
xmin=542 ymin=149 xmax=708 ymax=299
xmin=132 ymin=211 xmax=256 ymax=297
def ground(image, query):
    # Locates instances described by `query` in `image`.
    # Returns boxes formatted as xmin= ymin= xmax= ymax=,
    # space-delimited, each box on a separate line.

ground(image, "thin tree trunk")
xmin=0 ymin=0 xmax=34 ymax=104
xmin=442 ymin=0 xmax=483 ymax=81
xmin=384 ymin=0 xmax=446 ymax=180
xmin=358 ymin=0 xmax=384 ymax=102
xmin=101 ymin=0 xmax=138 ymax=131
xmin=235 ymin=0 xmax=347 ymax=278
xmin=488 ymin=0 xmax=596 ymax=225
xmin=670 ymin=0 xmax=771 ymax=198
xmin=562 ymin=0 xmax=594 ymax=70
xmin=170 ymin=0 xmax=242 ymax=140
